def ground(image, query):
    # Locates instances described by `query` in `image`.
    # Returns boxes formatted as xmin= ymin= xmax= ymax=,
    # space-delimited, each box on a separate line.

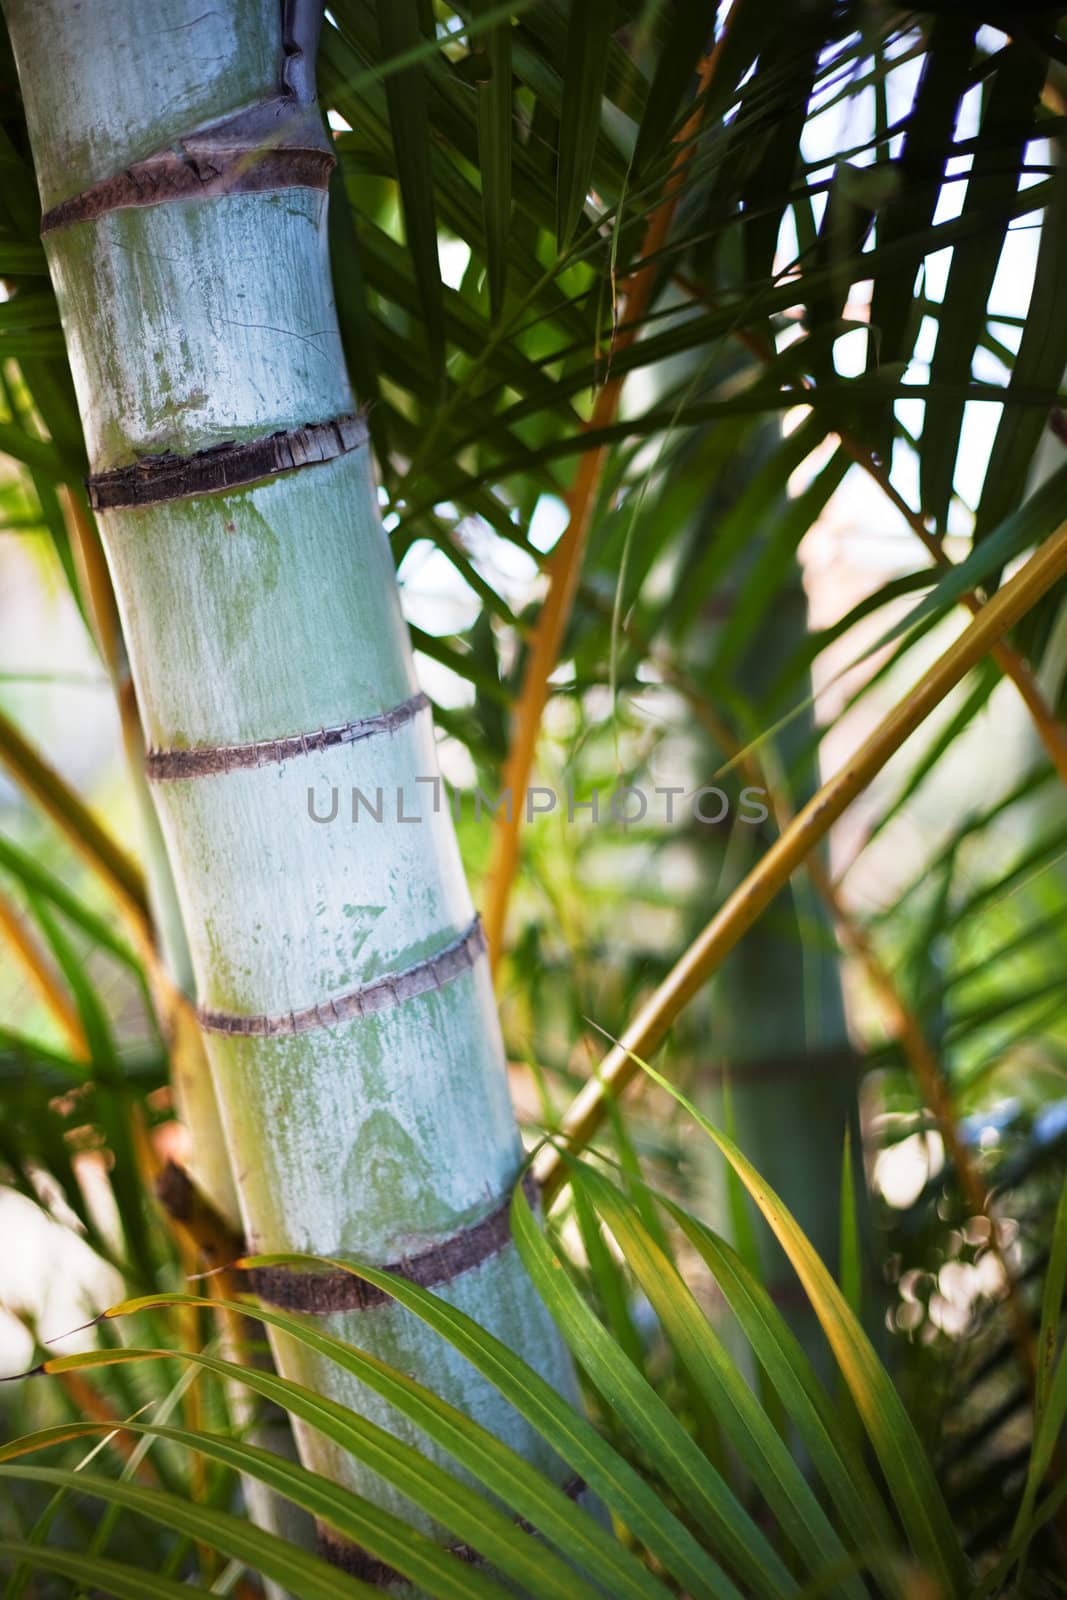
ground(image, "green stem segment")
xmin=4 ymin=0 xmax=576 ymax=1563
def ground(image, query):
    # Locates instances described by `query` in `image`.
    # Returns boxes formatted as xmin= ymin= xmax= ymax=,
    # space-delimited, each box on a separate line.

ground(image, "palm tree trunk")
xmin=122 ymin=682 xmax=311 ymax=1572
xmin=701 ymin=563 xmax=864 ymax=1357
xmin=4 ymin=0 xmax=577 ymax=1562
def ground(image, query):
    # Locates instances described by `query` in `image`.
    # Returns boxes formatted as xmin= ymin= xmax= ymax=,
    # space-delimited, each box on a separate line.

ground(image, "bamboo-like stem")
xmin=0 ymin=886 xmax=88 ymax=1058
xmin=117 ymin=673 xmax=241 ymax=1227
xmin=536 ymin=519 xmax=1067 ymax=1201
xmin=5 ymin=0 xmax=579 ymax=1545
xmin=482 ymin=43 xmax=724 ymax=972
xmin=65 ymin=485 xmax=239 ymax=1225
xmin=66 ymin=487 xmax=196 ymax=983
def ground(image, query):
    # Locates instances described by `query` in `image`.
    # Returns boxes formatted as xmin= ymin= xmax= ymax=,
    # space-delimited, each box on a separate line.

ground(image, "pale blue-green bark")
xmin=4 ymin=0 xmax=579 ymax=1562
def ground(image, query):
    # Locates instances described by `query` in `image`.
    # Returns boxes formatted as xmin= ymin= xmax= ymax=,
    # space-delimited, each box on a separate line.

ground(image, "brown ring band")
xmin=199 ymin=917 xmax=487 ymax=1040
xmin=248 ymin=1171 xmax=539 ymax=1315
xmin=41 ymin=144 xmax=334 ymax=235
xmin=87 ymin=413 xmax=368 ymax=511
xmin=146 ymin=692 xmax=429 ymax=781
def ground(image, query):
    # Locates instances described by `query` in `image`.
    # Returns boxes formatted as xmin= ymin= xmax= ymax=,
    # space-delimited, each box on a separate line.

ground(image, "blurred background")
xmin=3 ymin=1 xmax=1067 ymax=1579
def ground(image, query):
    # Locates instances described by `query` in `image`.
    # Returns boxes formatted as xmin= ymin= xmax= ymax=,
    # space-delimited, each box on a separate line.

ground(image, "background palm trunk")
xmin=697 ymin=550 xmax=863 ymax=1357
xmin=687 ymin=483 xmax=863 ymax=1350
xmin=3 ymin=0 xmax=577 ymax=1553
